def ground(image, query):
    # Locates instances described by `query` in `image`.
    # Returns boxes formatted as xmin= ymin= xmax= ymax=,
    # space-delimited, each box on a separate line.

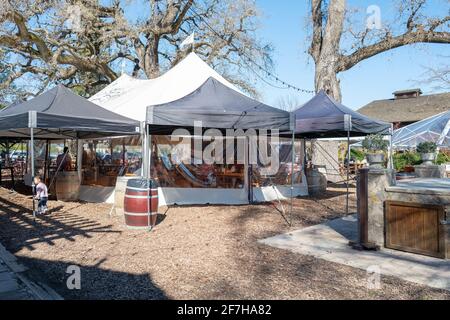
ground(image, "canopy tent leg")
xmin=344 ymin=114 xmax=352 ymax=216
xmin=77 ymin=139 xmax=83 ymax=182
xmin=388 ymin=124 xmax=394 ymax=170
xmin=30 ymin=127 xmax=36 ymax=219
xmin=290 ymin=130 xmax=295 ymax=225
xmin=346 ymin=129 xmax=350 ymax=215
xmin=147 ymin=134 xmax=152 ymax=179
xmin=147 ymin=133 xmax=152 ymax=231
xmin=43 ymin=140 xmax=50 ymax=188
xmin=244 ymin=135 xmax=251 ymax=204
xmin=303 ymin=139 xmax=307 ymax=166
xmin=141 ymin=121 xmax=148 ymax=178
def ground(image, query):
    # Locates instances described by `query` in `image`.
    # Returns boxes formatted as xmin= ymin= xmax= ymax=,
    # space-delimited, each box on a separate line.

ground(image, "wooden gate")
xmin=385 ymin=201 xmax=446 ymax=258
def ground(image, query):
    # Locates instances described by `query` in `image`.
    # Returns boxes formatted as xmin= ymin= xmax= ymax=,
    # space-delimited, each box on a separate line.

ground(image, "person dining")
xmin=56 ymin=147 xmax=72 ymax=171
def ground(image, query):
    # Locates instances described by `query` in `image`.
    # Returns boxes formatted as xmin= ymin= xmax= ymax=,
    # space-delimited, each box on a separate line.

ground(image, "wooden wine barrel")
xmin=55 ymin=171 xmax=80 ymax=201
xmin=124 ymin=178 xmax=158 ymax=229
xmin=114 ymin=176 xmax=136 ymax=212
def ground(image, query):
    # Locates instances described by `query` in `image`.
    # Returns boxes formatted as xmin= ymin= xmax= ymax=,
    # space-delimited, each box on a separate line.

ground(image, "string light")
xmin=188 ymin=6 xmax=315 ymax=95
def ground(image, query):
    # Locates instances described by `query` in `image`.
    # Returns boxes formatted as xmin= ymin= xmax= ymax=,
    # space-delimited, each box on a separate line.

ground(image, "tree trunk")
xmin=314 ymin=58 xmax=341 ymax=102
xmin=309 ymin=0 xmax=345 ymax=102
xmin=144 ymin=35 xmax=161 ymax=79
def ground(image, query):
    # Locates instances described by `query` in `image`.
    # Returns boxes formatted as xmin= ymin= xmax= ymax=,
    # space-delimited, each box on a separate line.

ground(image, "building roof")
xmin=357 ymin=92 xmax=450 ymax=123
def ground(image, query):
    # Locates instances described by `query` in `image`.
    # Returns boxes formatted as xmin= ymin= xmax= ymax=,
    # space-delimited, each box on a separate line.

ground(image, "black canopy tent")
xmin=0 ymin=85 xmax=140 ymax=216
xmin=292 ymin=90 xmax=391 ymax=139
xmin=143 ymin=77 xmax=295 ymax=213
xmin=146 ymin=77 xmax=291 ymax=134
xmin=144 ymin=76 xmax=292 ymax=181
xmin=291 ymin=90 xmax=392 ymax=214
xmin=0 ymin=85 xmax=140 ymax=140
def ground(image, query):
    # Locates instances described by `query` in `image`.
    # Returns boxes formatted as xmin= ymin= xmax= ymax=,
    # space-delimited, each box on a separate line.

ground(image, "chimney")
xmin=393 ymin=88 xmax=422 ymax=99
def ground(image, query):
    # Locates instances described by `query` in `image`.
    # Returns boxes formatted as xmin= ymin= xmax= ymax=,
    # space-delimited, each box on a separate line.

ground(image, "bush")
xmin=350 ymin=148 xmax=365 ymax=161
xmin=393 ymin=150 xmax=449 ymax=171
xmin=416 ymin=142 xmax=437 ymax=153
xmin=362 ymin=134 xmax=389 ymax=152
xmin=393 ymin=151 xmax=421 ymax=171
xmin=436 ymin=152 xmax=450 ymax=165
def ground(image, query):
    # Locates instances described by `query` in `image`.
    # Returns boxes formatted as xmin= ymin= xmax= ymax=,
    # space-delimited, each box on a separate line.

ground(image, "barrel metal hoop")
xmin=124 ymin=212 xmax=158 ymax=216
xmin=126 ymin=186 xmax=158 ymax=191
xmin=124 ymin=195 xmax=158 ymax=199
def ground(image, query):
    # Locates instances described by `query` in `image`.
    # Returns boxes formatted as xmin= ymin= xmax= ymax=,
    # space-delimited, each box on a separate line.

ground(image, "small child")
xmin=34 ymin=176 xmax=48 ymax=214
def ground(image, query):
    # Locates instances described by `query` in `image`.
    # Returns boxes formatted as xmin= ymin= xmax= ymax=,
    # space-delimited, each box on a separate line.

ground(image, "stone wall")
xmin=366 ymin=169 xmax=395 ymax=246
xmin=364 ymin=171 xmax=450 ymax=257
xmin=414 ymin=165 xmax=446 ymax=178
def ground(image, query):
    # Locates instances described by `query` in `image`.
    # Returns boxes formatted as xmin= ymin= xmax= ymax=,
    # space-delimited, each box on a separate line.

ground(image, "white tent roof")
xmin=393 ymin=110 xmax=450 ymax=149
xmin=89 ymin=53 xmax=240 ymax=121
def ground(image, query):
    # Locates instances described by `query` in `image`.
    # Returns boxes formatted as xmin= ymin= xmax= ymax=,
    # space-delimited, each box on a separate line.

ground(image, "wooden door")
xmin=385 ymin=201 xmax=446 ymax=258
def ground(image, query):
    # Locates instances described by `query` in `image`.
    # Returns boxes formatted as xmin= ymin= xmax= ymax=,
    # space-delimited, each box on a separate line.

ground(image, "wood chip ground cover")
xmin=0 ymin=185 xmax=448 ymax=299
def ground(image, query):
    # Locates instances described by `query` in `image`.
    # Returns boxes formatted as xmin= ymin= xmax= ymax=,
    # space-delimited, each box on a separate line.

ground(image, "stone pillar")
xmin=367 ymin=169 xmax=395 ymax=246
xmin=414 ymin=165 xmax=446 ymax=178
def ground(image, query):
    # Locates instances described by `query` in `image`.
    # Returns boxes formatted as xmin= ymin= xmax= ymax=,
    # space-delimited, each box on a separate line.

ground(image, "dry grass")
xmin=0 ymin=184 xmax=448 ymax=300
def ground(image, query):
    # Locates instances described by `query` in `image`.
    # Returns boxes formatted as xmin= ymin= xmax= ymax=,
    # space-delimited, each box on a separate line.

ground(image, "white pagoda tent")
xmin=393 ymin=110 xmax=450 ymax=149
xmin=89 ymin=53 xmax=240 ymax=120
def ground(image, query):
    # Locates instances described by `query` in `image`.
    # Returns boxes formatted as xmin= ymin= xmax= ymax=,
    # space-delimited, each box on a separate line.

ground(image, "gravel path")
xmin=0 ymin=185 xmax=448 ymax=300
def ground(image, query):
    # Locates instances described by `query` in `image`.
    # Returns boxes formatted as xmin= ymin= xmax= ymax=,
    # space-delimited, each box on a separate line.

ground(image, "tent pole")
xmin=245 ymin=135 xmax=251 ymax=204
xmin=77 ymin=138 xmax=83 ymax=182
xmin=30 ymin=127 xmax=36 ymax=219
xmin=290 ymin=130 xmax=295 ymax=226
xmin=389 ymin=124 xmax=394 ymax=170
xmin=148 ymin=134 xmax=152 ymax=180
xmin=344 ymin=114 xmax=352 ymax=216
xmin=43 ymin=140 xmax=49 ymax=184
xmin=141 ymin=134 xmax=145 ymax=178
xmin=141 ymin=122 xmax=147 ymax=178
xmin=346 ymin=129 xmax=350 ymax=215
xmin=147 ymin=132 xmax=152 ymax=231
xmin=243 ymin=136 xmax=248 ymax=203
xmin=303 ymin=139 xmax=307 ymax=169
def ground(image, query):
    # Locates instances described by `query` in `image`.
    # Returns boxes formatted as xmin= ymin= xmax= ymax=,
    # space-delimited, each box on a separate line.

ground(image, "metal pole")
xmin=43 ymin=140 xmax=49 ymax=184
xmin=290 ymin=130 xmax=295 ymax=225
xmin=147 ymin=134 xmax=152 ymax=180
xmin=346 ymin=129 xmax=350 ymax=215
xmin=343 ymin=114 xmax=352 ymax=216
xmin=77 ymin=138 xmax=83 ymax=182
xmin=30 ymin=127 xmax=36 ymax=218
xmin=147 ymin=132 xmax=152 ymax=231
xmin=388 ymin=124 xmax=394 ymax=170
xmin=141 ymin=121 xmax=148 ymax=178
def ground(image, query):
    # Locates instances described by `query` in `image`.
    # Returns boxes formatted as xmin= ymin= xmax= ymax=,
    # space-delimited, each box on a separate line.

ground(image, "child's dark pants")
xmin=38 ymin=197 xmax=48 ymax=211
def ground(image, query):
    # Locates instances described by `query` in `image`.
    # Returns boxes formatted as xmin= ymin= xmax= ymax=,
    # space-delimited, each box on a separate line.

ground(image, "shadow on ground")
xmin=19 ymin=256 xmax=167 ymax=300
xmin=0 ymin=195 xmax=119 ymax=253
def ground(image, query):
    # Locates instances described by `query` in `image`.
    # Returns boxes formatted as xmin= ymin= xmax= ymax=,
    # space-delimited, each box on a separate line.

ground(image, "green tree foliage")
xmin=393 ymin=151 xmax=421 ymax=171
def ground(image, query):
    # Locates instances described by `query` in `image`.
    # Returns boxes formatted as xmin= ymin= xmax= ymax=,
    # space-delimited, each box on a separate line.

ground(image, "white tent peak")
xmin=89 ymin=53 xmax=240 ymax=121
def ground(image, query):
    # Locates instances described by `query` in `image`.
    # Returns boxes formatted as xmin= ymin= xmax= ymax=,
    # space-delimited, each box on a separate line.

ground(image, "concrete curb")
xmin=0 ymin=243 xmax=63 ymax=300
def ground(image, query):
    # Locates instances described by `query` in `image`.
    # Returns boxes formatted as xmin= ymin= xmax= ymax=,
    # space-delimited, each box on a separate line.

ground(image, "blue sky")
xmin=255 ymin=0 xmax=449 ymax=109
